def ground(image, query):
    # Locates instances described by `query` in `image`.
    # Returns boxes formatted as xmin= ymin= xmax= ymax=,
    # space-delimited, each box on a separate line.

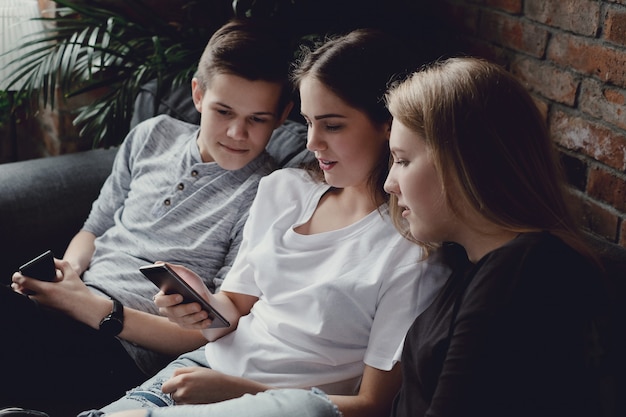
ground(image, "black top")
xmin=391 ymin=232 xmax=607 ymax=417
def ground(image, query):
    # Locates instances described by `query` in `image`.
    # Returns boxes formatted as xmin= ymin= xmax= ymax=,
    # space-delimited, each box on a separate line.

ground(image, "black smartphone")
xmin=19 ymin=250 xmax=56 ymax=282
xmin=139 ymin=263 xmax=230 ymax=329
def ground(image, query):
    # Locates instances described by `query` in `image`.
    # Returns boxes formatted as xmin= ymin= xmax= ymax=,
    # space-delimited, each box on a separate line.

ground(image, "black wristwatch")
xmin=99 ymin=297 xmax=124 ymax=337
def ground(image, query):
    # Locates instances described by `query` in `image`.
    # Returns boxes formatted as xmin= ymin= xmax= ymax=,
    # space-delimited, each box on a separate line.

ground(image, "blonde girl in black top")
xmin=384 ymin=56 xmax=607 ymax=417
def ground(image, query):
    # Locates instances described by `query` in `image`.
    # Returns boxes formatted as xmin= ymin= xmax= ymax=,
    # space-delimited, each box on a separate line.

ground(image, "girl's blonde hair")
xmin=386 ymin=57 xmax=593 ymax=259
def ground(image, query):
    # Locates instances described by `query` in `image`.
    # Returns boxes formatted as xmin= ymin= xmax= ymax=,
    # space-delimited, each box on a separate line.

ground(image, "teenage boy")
xmin=2 ymin=18 xmax=294 ymax=416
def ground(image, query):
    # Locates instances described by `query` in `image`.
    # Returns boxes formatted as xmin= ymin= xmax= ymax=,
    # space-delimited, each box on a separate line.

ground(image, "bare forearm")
xmin=23 ymin=258 xmax=207 ymax=357
xmin=63 ymin=230 xmax=96 ymax=275
xmin=74 ymin=295 xmax=206 ymax=356
xmin=213 ymin=373 xmax=271 ymax=401
xmin=328 ymin=365 xmax=402 ymax=417
xmin=121 ymin=307 xmax=208 ymax=355
xmin=200 ymin=291 xmax=257 ymax=342
xmin=72 ymin=291 xmax=207 ymax=356
xmin=328 ymin=394 xmax=393 ymax=417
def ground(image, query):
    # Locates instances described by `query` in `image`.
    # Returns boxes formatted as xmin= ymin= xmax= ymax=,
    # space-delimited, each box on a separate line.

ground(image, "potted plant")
xmin=5 ymin=0 xmax=244 ymax=148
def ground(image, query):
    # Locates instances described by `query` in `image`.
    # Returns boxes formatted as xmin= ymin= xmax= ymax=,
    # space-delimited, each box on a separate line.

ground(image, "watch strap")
xmin=109 ymin=297 xmax=123 ymax=318
xmin=99 ymin=297 xmax=124 ymax=336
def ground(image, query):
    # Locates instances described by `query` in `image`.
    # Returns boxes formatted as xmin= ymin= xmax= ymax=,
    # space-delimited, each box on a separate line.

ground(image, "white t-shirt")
xmin=206 ymin=168 xmax=448 ymax=394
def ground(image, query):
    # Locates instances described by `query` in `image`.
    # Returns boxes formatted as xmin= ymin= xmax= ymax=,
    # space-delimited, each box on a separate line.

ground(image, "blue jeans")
xmin=78 ymin=346 xmax=341 ymax=417
xmin=144 ymin=389 xmax=340 ymax=417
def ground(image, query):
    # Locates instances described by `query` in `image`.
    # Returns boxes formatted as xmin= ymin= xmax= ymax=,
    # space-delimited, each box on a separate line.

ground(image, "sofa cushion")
xmin=266 ymin=119 xmax=312 ymax=168
xmin=130 ymin=79 xmax=200 ymax=128
xmin=0 ymin=148 xmax=118 ymax=284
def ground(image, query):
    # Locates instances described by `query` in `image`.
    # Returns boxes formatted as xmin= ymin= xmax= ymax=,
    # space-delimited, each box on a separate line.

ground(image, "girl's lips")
xmin=318 ymin=159 xmax=337 ymax=171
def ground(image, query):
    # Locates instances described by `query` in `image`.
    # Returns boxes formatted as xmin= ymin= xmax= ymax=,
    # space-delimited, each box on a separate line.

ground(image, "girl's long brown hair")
xmin=291 ymin=29 xmax=418 ymax=207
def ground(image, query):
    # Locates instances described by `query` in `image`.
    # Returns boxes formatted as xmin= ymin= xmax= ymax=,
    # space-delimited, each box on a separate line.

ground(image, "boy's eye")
xmin=216 ymin=109 xmax=231 ymax=116
xmin=250 ymin=116 xmax=269 ymax=124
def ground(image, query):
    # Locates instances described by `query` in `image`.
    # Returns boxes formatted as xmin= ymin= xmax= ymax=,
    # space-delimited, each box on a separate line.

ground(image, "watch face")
xmin=100 ymin=317 xmax=123 ymax=337
xmin=100 ymin=299 xmax=124 ymax=336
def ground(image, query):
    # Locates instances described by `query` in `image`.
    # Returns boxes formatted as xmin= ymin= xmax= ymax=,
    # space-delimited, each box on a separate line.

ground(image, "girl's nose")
xmin=306 ymin=127 xmax=326 ymax=152
xmin=384 ymin=170 xmax=399 ymax=195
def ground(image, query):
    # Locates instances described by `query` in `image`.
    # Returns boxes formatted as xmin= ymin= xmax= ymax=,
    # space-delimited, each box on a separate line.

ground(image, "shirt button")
xmin=191 ymin=170 xmax=199 ymax=177
xmin=164 ymin=199 xmax=171 ymax=206
xmin=177 ymin=183 xmax=185 ymax=190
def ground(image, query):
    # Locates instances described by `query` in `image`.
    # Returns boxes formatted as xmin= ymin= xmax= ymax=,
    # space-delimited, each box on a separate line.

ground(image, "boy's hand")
xmin=12 ymin=256 xmax=64 ymax=295
xmin=11 ymin=258 xmax=112 ymax=329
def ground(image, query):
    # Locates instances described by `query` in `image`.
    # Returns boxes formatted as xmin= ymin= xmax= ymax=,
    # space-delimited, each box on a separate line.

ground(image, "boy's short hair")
xmin=195 ymin=18 xmax=293 ymax=111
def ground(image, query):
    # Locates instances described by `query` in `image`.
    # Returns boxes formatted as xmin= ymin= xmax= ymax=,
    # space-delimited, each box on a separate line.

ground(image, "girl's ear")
xmin=191 ymin=78 xmax=204 ymax=113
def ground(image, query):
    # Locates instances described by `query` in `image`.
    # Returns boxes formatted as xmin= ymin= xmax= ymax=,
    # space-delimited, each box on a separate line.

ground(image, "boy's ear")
xmin=191 ymin=78 xmax=204 ymax=113
xmin=275 ymin=101 xmax=294 ymax=127
xmin=383 ymin=118 xmax=392 ymax=141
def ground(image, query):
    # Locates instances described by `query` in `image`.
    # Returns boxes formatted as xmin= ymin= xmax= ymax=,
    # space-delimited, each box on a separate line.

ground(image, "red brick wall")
xmin=426 ymin=0 xmax=626 ymax=248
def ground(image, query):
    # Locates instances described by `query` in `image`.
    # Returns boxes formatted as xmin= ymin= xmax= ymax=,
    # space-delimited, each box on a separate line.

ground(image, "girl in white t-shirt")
xmin=86 ymin=29 xmax=447 ymax=417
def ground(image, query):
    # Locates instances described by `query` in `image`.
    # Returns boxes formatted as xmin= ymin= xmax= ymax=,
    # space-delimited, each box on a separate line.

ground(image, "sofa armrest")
xmin=0 ymin=147 xmax=118 ymax=285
